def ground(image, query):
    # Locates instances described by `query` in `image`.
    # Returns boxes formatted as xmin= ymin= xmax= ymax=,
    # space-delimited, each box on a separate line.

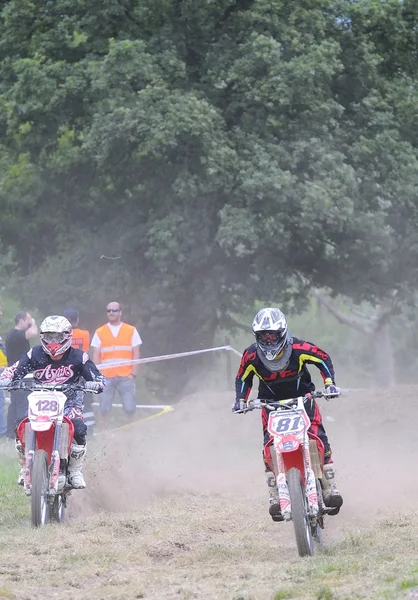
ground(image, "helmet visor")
xmin=256 ymin=331 xmax=284 ymax=347
xmin=41 ymin=332 xmax=67 ymax=344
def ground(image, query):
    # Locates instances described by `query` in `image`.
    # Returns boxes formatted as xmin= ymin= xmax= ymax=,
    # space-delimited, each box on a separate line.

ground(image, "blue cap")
xmin=63 ymin=308 xmax=79 ymax=324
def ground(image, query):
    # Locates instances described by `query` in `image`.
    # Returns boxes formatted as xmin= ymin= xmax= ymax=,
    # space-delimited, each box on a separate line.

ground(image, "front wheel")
xmin=31 ymin=449 xmax=50 ymax=527
xmin=287 ymin=467 xmax=314 ymax=557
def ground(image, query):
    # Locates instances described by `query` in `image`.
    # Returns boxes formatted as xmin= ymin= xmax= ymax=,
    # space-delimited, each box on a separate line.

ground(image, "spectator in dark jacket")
xmin=5 ymin=311 xmax=38 ymax=439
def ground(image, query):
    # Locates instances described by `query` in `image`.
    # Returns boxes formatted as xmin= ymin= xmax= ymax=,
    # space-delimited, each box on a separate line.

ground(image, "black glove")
xmin=325 ymin=384 xmax=340 ymax=398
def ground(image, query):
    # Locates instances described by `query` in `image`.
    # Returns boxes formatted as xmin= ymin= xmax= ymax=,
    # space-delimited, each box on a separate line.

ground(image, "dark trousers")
xmin=72 ymin=418 xmax=88 ymax=445
xmin=6 ymin=390 xmax=29 ymax=438
xmin=83 ymin=393 xmax=96 ymax=431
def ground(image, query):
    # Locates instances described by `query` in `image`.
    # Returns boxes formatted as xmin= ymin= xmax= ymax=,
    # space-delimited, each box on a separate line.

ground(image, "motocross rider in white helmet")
xmin=0 ymin=315 xmax=105 ymax=489
xmin=233 ymin=308 xmax=343 ymax=521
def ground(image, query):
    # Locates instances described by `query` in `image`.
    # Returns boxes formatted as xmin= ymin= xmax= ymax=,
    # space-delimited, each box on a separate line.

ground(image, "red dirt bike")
xmin=7 ymin=381 xmax=95 ymax=527
xmin=238 ymin=390 xmax=338 ymax=557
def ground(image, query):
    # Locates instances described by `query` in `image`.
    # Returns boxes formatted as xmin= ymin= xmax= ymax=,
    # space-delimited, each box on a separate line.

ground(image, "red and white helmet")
xmin=40 ymin=315 xmax=73 ymax=357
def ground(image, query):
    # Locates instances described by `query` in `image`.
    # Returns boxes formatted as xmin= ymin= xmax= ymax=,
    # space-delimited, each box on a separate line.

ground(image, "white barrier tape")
xmin=3 ymin=396 xmax=173 ymax=410
xmin=3 ymin=387 xmax=370 ymax=406
xmin=97 ymin=344 xmax=241 ymax=370
xmin=91 ymin=403 xmax=172 ymax=409
xmin=228 ymin=346 xmax=243 ymax=358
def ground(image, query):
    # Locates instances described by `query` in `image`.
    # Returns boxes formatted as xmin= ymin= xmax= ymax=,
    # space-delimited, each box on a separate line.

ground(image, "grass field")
xmin=0 ymin=444 xmax=29 ymax=529
xmin=1 ymin=486 xmax=418 ymax=599
xmin=1 ymin=388 xmax=418 ymax=599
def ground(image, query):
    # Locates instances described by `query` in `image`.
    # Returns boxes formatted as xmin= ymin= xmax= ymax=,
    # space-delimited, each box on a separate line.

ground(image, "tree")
xmin=0 ymin=0 xmax=418 ymax=391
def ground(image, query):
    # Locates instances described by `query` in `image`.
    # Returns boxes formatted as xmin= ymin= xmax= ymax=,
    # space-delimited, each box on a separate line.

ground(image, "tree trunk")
xmin=372 ymin=313 xmax=396 ymax=388
xmin=311 ymin=288 xmax=396 ymax=388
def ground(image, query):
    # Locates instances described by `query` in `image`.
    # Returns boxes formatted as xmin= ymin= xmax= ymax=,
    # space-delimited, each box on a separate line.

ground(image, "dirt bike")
xmin=7 ymin=382 xmax=95 ymax=528
xmin=237 ymin=390 xmax=338 ymax=557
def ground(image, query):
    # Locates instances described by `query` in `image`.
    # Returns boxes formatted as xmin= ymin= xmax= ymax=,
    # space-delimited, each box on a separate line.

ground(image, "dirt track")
xmin=2 ymin=386 xmax=418 ymax=599
xmin=79 ymin=385 xmax=418 ymax=522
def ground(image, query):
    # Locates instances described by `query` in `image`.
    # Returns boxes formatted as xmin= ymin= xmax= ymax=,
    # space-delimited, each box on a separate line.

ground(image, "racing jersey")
xmin=0 ymin=345 xmax=106 ymax=419
xmin=235 ymin=337 xmax=336 ymax=401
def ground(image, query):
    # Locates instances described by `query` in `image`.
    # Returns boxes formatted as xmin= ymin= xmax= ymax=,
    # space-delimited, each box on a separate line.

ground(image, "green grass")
xmin=274 ymin=591 xmax=295 ymax=600
xmin=0 ymin=446 xmax=29 ymax=528
xmin=316 ymin=587 xmax=334 ymax=600
xmin=400 ymin=578 xmax=418 ymax=590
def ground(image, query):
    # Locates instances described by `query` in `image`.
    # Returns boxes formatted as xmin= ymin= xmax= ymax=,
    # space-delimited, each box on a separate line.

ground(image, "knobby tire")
xmin=31 ymin=449 xmax=50 ymax=527
xmin=287 ymin=467 xmax=314 ymax=557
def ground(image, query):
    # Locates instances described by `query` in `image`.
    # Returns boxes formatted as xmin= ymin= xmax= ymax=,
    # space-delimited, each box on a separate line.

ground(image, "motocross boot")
xmin=322 ymin=463 xmax=343 ymax=515
xmin=67 ymin=443 xmax=87 ymax=489
xmin=15 ymin=438 xmax=25 ymax=486
xmin=266 ymin=471 xmax=284 ymax=522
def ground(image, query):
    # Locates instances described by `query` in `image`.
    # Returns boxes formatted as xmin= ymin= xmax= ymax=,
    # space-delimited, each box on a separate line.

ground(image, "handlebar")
xmin=235 ymin=390 xmax=339 ymax=414
xmin=1 ymin=382 xmax=101 ymax=393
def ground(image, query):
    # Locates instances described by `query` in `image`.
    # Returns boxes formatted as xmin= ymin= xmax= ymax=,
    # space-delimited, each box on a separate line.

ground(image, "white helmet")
xmin=252 ymin=308 xmax=290 ymax=361
xmin=40 ymin=315 xmax=73 ymax=357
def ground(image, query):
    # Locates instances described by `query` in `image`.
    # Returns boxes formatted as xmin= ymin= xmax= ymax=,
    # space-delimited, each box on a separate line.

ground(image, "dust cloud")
xmin=72 ymin=385 xmax=418 ymax=533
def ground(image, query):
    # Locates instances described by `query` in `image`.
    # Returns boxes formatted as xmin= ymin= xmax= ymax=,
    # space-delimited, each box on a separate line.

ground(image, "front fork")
xmin=49 ymin=422 xmax=62 ymax=495
xmin=23 ymin=428 xmax=35 ymax=496
xmin=23 ymin=423 xmax=62 ymax=498
xmin=274 ymin=443 xmax=319 ymax=521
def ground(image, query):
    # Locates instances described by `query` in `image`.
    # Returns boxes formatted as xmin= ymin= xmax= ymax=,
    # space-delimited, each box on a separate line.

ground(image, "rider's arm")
xmin=0 ymin=350 xmax=35 ymax=381
xmin=80 ymin=352 xmax=106 ymax=386
xmin=25 ymin=318 xmax=38 ymax=340
xmin=235 ymin=348 xmax=256 ymax=401
xmin=292 ymin=340 xmax=336 ymax=386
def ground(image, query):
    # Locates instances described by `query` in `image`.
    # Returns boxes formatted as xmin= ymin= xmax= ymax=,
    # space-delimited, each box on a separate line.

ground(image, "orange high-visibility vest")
xmin=71 ymin=328 xmax=90 ymax=352
xmin=95 ymin=323 xmax=136 ymax=377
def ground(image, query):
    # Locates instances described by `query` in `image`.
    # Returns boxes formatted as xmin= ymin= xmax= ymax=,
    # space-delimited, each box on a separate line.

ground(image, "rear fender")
xmin=308 ymin=439 xmax=323 ymax=479
xmin=263 ymin=438 xmax=275 ymax=472
xmin=308 ymin=432 xmax=325 ymax=466
xmin=58 ymin=419 xmax=74 ymax=459
xmin=16 ymin=418 xmax=29 ymax=448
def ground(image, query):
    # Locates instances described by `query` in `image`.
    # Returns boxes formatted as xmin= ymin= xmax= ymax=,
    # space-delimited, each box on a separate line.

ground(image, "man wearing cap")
xmin=63 ymin=308 xmax=90 ymax=352
xmin=91 ymin=301 xmax=142 ymax=426
xmin=63 ymin=308 xmax=95 ymax=432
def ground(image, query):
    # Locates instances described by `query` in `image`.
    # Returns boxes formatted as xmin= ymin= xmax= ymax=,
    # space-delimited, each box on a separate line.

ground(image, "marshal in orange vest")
xmin=71 ymin=328 xmax=90 ymax=352
xmin=94 ymin=323 xmax=136 ymax=378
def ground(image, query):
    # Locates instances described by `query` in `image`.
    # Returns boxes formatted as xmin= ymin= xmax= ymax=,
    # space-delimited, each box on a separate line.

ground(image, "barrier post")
xmin=225 ymin=336 xmax=232 ymax=389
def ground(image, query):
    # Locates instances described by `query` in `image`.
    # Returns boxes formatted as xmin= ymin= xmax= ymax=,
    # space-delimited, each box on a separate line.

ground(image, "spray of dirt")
xmin=72 ymin=385 xmax=418 ymax=533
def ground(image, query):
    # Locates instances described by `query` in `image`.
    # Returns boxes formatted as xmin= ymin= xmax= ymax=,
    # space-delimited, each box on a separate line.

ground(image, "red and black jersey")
xmin=235 ymin=337 xmax=336 ymax=401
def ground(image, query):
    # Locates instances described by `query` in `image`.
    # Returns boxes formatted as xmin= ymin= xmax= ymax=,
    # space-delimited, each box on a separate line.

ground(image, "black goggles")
xmin=257 ymin=331 xmax=284 ymax=346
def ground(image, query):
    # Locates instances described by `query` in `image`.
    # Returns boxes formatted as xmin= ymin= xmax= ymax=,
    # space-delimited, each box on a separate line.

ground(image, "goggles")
xmin=257 ymin=331 xmax=284 ymax=346
xmin=41 ymin=331 xmax=68 ymax=344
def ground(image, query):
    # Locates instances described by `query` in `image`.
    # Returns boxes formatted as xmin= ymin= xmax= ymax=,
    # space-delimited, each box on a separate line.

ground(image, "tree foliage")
xmin=0 ymin=0 xmax=418 ymax=387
